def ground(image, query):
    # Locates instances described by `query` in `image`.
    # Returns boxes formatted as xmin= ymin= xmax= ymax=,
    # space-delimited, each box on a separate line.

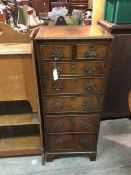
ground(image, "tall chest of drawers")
xmin=34 ymin=25 xmax=113 ymax=164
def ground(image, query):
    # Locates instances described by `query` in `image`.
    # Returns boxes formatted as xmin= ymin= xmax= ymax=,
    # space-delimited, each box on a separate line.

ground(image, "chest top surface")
xmin=35 ymin=25 xmax=113 ymax=40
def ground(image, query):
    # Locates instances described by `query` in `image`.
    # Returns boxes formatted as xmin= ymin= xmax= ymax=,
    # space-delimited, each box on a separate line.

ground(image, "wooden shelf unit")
xmin=0 ymin=136 xmax=41 ymax=157
xmin=68 ymin=0 xmax=88 ymax=13
xmin=0 ymin=22 xmax=41 ymax=157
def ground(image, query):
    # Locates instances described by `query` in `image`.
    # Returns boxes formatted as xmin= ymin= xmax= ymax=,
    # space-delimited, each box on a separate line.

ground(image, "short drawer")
xmin=46 ymin=114 xmax=100 ymax=133
xmin=47 ymin=133 xmax=97 ymax=152
xmin=42 ymin=77 xmax=104 ymax=95
xmin=44 ymin=95 xmax=101 ymax=113
xmin=40 ymin=45 xmax=73 ymax=60
xmin=76 ymin=42 xmax=109 ymax=59
xmin=40 ymin=61 xmax=105 ymax=77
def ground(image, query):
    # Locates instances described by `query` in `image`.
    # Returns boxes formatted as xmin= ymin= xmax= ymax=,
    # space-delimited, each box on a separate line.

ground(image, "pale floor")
xmin=0 ymin=118 xmax=131 ymax=175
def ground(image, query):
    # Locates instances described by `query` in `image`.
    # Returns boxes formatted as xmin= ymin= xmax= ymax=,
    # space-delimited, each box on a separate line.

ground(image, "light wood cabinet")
xmin=0 ymin=23 xmax=41 ymax=157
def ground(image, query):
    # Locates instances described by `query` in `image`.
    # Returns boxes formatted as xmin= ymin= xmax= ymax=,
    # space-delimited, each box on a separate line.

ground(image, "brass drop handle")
xmin=52 ymin=82 xmax=63 ymax=91
xmin=84 ymin=66 xmax=96 ymax=74
xmin=57 ymin=66 xmax=63 ymax=74
xmin=54 ymin=123 xmax=64 ymax=129
xmin=85 ymin=45 xmax=97 ymax=59
xmin=55 ymin=139 xmax=64 ymax=144
xmin=83 ymin=101 xmax=93 ymax=109
xmin=53 ymin=103 xmax=63 ymax=110
xmin=52 ymin=66 xmax=63 ymax=74
xmin=83 ymin=83 xmax=94 ymax=90
xmin=51 ymin=47 xmax=64 ymax=60
xmin=80 ymin=122 xmax=91 ymax=129
xmin=80 ymin=139 xmax=88 ymax=145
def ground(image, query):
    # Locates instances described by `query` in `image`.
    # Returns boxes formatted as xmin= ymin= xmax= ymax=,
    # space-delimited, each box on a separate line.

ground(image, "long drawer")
xmin=47 ymin=133 xmax=97 ymax=152
xmin=46 ymin=114 xmax=100 ymax=133
xmin=42 ymin=77 xmax=104 ymax=95
xmin=40 ymin=61 xmax=105 ymax=77
xmin=44 ymin=95 xmax=101 ymax=113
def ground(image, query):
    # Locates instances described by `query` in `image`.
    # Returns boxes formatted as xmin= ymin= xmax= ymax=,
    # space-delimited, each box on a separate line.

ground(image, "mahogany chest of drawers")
xmin=34 ymin=25 xmax=113 ymax=164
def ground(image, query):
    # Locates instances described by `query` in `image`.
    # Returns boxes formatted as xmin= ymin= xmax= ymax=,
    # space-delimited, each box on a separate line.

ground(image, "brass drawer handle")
xmin=84 ymin=66 xmax=96 ymax=74
xmin=54 ymin=123 xmax=64 ymax=129
xmin=55 ymin=139 xmax=64 ymax=144
xmin=80 ymin=122 xmax=91 ymax=129
xmin=85 ymin=45 xmax=97 ymax=59
xmin=57 ymin=66 xmax=63 ymax=74
xmin=51 ymin=47 xmax=64 ymax=60
xmin=52 ymin=66 xmax=63 ymax=74
xmin=52 ymin=82 xmax=63 ymax=91
xmin=83 ymin=83 xmax=94 ymax=90
xmin=80 ymin=139 xmax=88 ymax=145
xmin=53 ymin=103 xmax=64 ymax=110
xmin=83 ymin=101 xmax=93 ymax=109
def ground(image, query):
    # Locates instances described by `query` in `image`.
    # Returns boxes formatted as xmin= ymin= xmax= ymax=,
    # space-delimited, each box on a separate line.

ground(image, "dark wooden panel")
xmin=0 ymin=100 xmax=32 ymax=115
xmin=99 ymin=19 xmax=131 ymax=34
xmin=103 ymin=35 xmax=131 ymax=118
xmin=0 ymin=125 xmax=40 ymax=138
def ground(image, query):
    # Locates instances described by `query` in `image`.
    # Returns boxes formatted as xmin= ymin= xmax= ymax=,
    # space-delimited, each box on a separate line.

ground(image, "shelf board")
xmin=0 ymin=43 xmax=31 ymax=55
xmin=0 ymin=113 xmax=39 ymax=127
xmin=98 ymin=19 xmax=131 ymax=34
xmin=0 ymin=135 xmax=41 ymax=156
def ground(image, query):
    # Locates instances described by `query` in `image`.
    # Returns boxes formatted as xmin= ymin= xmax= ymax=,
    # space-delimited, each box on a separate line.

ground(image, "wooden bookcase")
xmin=31 ymin=0 xmax=49 ymax=13
xmin=68 ymin=0 xmax=88 ymax=13
xmin=0 ymin=23 xmax=41 ymax=157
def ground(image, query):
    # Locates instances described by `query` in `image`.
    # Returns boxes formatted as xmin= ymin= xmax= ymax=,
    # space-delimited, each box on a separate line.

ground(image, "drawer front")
xmin=46 ymin=115 xmax=100 ymax=133
xmin=44 ymin=96 xmax=101 ymax=113
xmin=76 ymin=43 xmax=109 ymax=59
xmin=40 ymin=45 xmax=73 ymax=60
xmin=47 ymin=133 xmax=97 ymax=152
xmin=42 ymin=78 xmax=104 ymax=94
xmin=40 ymin=61 xmax=105 ymax=77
